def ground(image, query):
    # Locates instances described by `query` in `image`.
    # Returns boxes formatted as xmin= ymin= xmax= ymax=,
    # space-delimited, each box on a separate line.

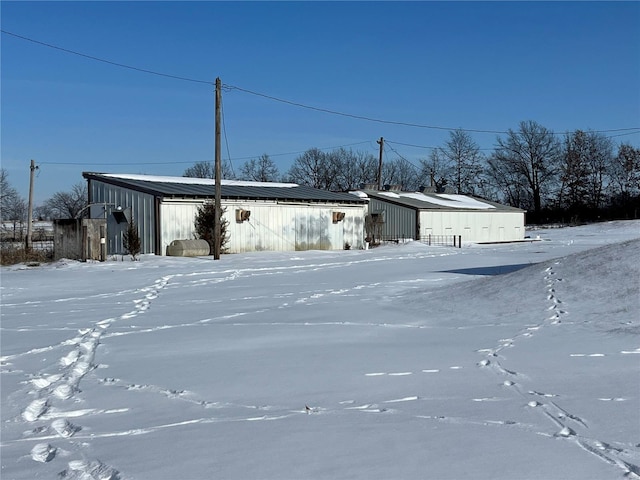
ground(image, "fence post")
xmin=458 ymin=235 xmax=462 ymax=248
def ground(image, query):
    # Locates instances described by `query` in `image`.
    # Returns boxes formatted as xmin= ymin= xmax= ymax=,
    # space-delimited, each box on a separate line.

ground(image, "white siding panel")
xmin=227 ymin=202 xmax=367 ymax=253
xmin=419 ymin=211 xmax=524 ymax=243
xmin=160 ymin=202 xmax=202 ymax=255
xmin=159 ymin=200 xmax=367 ymax=255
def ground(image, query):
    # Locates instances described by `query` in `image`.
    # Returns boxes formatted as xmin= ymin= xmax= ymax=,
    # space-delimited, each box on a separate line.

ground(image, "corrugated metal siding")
xmin=420 ymin=211 xmax=524 ymax=242
xmin=160 ymin=202 xmax=202 ymax=254
xmin=160 ymin=200 xmax=368 ymax=254
xmin=368 ymin=198 xmax=417 ymax=240
xmin=89 ymin=180 xmax=156 ymax=255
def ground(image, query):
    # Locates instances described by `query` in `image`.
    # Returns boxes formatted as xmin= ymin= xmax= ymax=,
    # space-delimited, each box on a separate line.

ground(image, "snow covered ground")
xmin=1 ymin=220 xmax=639 ymax=480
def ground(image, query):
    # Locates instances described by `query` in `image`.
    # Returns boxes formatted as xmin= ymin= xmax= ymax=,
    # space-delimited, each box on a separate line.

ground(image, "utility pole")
xmin=25 ymin=159 xmax=38 ymax=252
xmin=213 ymin=77 xmax=222 ymax=260
xmin=376 ymin=137 xmax=384 ymax=191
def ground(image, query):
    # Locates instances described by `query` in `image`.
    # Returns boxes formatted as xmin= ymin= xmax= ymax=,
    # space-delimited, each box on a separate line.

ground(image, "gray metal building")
xmin=359 ymin=186 xmax=525 ymax=243
xmin=82 ymin=173 xmax=369 ymax=255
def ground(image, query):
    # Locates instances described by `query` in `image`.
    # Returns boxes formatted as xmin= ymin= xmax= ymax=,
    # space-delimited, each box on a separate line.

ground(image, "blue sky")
xmin=2 ymin=1 xmax=639 ymax=204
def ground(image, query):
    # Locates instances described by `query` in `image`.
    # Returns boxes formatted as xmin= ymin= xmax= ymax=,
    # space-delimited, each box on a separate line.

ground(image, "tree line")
xmin=2 ymin=120 xmax=638 ymax=228
xmin=187 ymin=120 xmax=640 ymax=224
xmin=1 ymin=172 xmax=88 ymax=221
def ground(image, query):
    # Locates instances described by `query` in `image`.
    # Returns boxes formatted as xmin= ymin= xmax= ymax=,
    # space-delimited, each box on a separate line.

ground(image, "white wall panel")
xmin=419 ymin=211 xmax=524 ymax=242
xmin=160 ymin=200 xmax=367 ymax=255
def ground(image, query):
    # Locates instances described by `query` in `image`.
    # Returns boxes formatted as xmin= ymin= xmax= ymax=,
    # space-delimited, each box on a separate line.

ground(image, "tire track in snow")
xmin=14 ymin=274 xmax=173 ymax=478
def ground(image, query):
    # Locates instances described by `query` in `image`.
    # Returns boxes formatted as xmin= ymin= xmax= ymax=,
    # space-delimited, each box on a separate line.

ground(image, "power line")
xmin=1 ymin=30 xmax=213 ymax=85
xmin=220 ymin=94 xmax=236 ymax=177
xmin=386 ymin=139 xmax=493 ymax=152
xmin=384 ymin=143 xmax=421 ymax=171
xmin=4 ymin=29 xmax=639 ymax=137
xmin=387 ymin=128 xmax=640 ymax=153
xmin=606 ymin=130 xmax=640 ymax=139
xmin=224 ymin=84 xmax=510 ymax=134
xmin=37 ymin=141 xmax=375 ymax=166
xmin=224 ymin=84 xmax=640 ymax=136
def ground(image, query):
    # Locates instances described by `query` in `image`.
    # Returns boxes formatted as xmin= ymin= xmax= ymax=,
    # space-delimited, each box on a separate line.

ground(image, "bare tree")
xmin=285 ymin=148 xmax=337 ymax=190
xmin=183 ymin=160 xmax=235 ymax=179
xmin=1 ymin=169 xmax=29 ymax=241
xmin=239 ymin=154 xmax=280 ymax=182
xmin=328 ymin=148 xmax=378 ymax=191
xmin=184 ymin=161 xmax=214 ymax=179
xmin=419 ymin=151 xmax=454 ymax=192
xmin=43 ymin=182 xmax=88 ymax=219
xmin=33 ymin=204 xmax=53 ymax=221
xmin=490 ymin=120 xmax=562 ymax=217
xmin=0 ymin=169 xmax=14 ymax=218
xmin=432 ymin=129 xmax=485 ymax=194
xmin=559 ymin=130 xmax=613 ymax=210
xmin=381 ymin=158 xmax=420 ymax=191
xmin=485 ymin=155 xmax=527 ymax=207
xmin=609 ymin=143 xmax=640 ymax=201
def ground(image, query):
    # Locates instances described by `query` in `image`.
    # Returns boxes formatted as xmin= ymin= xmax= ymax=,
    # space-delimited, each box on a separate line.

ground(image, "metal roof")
xmin=83 ymin=173 xmax=368 ymax=204
xmin=361 ymin=189 xmax=524 ymax=212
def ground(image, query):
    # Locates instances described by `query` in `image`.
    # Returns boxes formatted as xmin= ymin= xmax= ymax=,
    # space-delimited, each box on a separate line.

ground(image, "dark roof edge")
xmin=83 ymin=172 xmax=368 ymax=204
xmin=83 ymin=172 xmax=164 ymax=197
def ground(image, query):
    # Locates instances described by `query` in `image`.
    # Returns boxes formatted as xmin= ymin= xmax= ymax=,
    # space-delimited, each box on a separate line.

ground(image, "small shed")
xmin=82 ymin=173 xmax=369 ymax=255
xmin=53 ymin=218 xmax=107 ymax=261
xmin=356 ymin=186 xmax=525 ymax=244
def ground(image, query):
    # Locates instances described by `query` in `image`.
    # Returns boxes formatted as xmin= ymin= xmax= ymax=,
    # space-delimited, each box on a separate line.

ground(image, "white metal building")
xmin=82 ymin=173 xmax=369 ymax=255
xmin=359 ymin=186 xmax=525 ymax=243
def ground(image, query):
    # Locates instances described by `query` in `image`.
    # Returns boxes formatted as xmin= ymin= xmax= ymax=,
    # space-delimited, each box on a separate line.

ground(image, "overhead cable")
xmin=3 ymin=29 xmax=639 ymax=137
xmin=37 ymin=141 xmax=375 ymax=166
xmin=1 ymin=29 xmax=213 ymax=85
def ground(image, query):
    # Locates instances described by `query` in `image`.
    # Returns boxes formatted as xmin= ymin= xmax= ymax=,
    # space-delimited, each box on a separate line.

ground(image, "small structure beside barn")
xmin=356 ymin=185 xmax=525 ymax=244
xmin=82 ymin=173 xmax=368 ymax=256
xmin=53 ymin=218 xmax=107 ymax=261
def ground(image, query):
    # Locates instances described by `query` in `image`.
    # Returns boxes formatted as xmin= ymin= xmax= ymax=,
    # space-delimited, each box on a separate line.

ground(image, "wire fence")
xmin=375 ymin=234 xmax=462 ymax=248
xmin=419 ymin=234 xmax=462 ymax=248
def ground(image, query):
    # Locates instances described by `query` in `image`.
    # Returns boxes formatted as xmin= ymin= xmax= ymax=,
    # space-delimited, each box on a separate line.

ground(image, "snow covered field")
xmin=1 ymin=221 xmax=639 ymax=480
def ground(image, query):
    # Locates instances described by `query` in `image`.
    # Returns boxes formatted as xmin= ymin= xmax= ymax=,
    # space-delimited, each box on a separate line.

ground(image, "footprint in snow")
xmin=621 ymin=348 xmax=640 ymax=354
xmin=61 ymin=460 xmax=120 ymax=480
xmin=52 ymin=383 xmax=74 ymax=400
xmin=556 ymin=426 xmax=576 ymax=437
xmin=30 ymin=443 xmax=56 ymax=463
xmin=528 ymin=390 xmax=558 ymax=398
xmin=60 ymin=349 xmax=81 ymax=367
xmin=384 ymin=396 xmax=418 ymax=403
xmin=23 ymin=398 xmax=48 ymax=422
xmin=51 ymin=418 xmax=79 ymax=438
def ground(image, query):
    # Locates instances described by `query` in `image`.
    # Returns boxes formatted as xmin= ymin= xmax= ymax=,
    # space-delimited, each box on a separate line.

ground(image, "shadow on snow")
xmin=439 ymin=263 xmax=533 ymax=276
